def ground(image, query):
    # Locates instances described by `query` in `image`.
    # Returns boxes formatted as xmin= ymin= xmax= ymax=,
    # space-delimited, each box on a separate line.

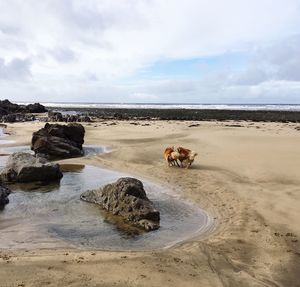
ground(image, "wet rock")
xmin=47 ymin=111 xmax=64 ymax=122
xmin=0 ymin=152 xmax=63 ymax=183
xmin=1 ymin=113 xmax=36 ymax=123
xmin=0 ymin=184 xmax=10 ymax=208
xmin=2 ymin=114 xmax=16 ymax=123
xmin=79 ymin=115 xmax=91 ymax=122
xmin=46 ymin=112 xmax=91 ymax=123
xmin=81 ymin=177 xmax=160 ymax=231
xmin=31 ymin=123 xmax=85 ymax=159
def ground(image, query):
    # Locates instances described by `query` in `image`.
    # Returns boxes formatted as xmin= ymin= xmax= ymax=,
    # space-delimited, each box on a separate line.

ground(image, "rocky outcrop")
xmin=26 ymin=103 xmax=47 ymax=113
xmin=1 ymin=113 xmax=35 ymax=123
xmin=46 ymin=111 xmax=91 ymax=123
xmin=0 ymin=152 xmax=63 ymax=183
xmin=0 ymin=99 xmax=23 ymax=113
xmin=31 ymin=123 xmax=85 ymax=159
xmin=0 ymin=100 xmax=46 ymax=123
xmin=81 ymin=177 xmax=160 ymax=231
xmin=0 ymin=184 xmax=10 ymax=208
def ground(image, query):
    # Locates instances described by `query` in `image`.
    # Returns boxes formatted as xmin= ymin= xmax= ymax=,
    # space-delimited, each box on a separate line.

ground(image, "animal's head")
xmin=189 ymin=152 xmax=198 ymax=160
xmin=164 ymin=146 xmax=175 ymax=156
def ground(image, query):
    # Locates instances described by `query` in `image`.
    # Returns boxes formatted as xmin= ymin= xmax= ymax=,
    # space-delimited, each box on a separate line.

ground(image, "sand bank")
xmin=0 ymin=120 xmax=299 ymax=287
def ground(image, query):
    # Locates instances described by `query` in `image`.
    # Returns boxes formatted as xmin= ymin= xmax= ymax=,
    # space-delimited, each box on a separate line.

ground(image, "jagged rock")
xmin=0 ymin=100 xmax=45 ymax=123
xmin=48 ymin=111 xmax=63 ymax=122
xmin=0 ymin=99 xmax=24 ymax=113
xmin=81 ymin=177 xmax=160 ymax=231
xmin=0 ymin=184 xmax=10 ymax=208
xmin=2 ymin=114 xmax=16 ymax=123
xmin=0 ymin=152 xmax=63 ymax=183
xmin=79 ymin=115 xmax=91 ymax=122
xmin=31 ymin=123 xmax=85 ymax=159
xmin=1 ymin=113 xmax=36 ymax=123
xmin=46 ymin=112 xmax=91 ymax=123
xmin=26 ymin=103 xmax=47 ymax=113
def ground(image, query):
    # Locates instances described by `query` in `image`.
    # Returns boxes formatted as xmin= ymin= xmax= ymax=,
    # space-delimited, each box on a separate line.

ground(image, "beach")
xmin=0 ymin=119 xmax=300 ymax=286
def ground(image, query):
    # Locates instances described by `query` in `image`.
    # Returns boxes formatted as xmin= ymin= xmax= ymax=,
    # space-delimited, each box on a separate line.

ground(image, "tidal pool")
xmin=0 ymin=164 xmax=213 ymax=251
xmin=0 ymin=127 xmax=15 ymax=145
xmin=0 ymin=144 xmax=109 ymax=157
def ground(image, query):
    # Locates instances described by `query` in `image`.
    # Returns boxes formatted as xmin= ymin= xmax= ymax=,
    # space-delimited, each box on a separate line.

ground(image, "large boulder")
xmin=81 ymin=177 xmax=160 ymax=231
xmin=0 ymin=99 xmax=24 ymax=113
xmin=0 ymin=184 xmax=10 ymax=208
xmin=31 ymin=123 xmax=85 ymax=159
xmin=0 ymin=152 xmax=63 ymax=183
xmin=26 ymin=103 xmax=47 ymax=113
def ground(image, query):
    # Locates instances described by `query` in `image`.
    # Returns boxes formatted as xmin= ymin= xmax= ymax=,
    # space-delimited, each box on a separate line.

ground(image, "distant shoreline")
xmin=47 ymin=106 xmax=300 ymax=122
xmin=16 ymin=102 xmax=300 ymax=111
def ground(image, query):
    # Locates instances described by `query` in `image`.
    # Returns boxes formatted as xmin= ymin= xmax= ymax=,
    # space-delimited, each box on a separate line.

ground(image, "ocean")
xmin=16 ymin=103 xmax=300 ymax=111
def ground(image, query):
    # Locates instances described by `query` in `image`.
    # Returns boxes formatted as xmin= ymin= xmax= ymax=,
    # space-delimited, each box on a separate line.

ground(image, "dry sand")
xmin=0 ymin=120 xmax=300 ymax=287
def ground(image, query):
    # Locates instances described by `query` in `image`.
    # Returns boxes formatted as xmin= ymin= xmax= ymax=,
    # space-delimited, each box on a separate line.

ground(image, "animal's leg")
xmin=185 ymin=161 xmax=192 ymax=169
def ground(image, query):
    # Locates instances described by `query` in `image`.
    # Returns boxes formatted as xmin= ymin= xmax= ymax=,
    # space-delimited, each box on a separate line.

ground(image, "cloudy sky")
xmin=1 ymin=0 xmax=300 ymax=103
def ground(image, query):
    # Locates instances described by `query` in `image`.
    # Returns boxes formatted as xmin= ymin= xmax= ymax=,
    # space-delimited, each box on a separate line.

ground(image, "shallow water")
xmin=0 ymin=164 xmax=212 ymax=251
xmin=0 ymin=127 xmax=15 ymax=145
xmin=0 ymin=144 xmax=109 ymax=157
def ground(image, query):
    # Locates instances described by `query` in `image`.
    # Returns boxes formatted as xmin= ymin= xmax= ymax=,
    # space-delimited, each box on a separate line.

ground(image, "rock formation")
xmin=46 ymin=111 xmax=91 ymax=123
xmin=0 ymin=152 xmax=63 ymax=183
xmin=0 ymin=184 xmax=10 ymax=208
xmin=26 ymin=103 xmax=47 ymax=113
xmin=81 ymin=177 xmax=160 ymax=231
xmin=0 ymin=100 xmax=47 ymax=123
xmin=31 ymin=123 xmax=85 ymax=159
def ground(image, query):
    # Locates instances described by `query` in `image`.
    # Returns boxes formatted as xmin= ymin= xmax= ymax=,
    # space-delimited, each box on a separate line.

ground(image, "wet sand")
xmin=0 ymin=120 xmax=300 ymax=286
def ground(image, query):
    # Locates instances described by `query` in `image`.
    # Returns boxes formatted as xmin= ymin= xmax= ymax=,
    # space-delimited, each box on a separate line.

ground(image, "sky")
xmin=1 ymin=0 xmax=300 ymax=103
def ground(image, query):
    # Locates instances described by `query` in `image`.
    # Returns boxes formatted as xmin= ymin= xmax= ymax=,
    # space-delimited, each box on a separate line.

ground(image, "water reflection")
xmin=0 ymin=164 xmax=212 ymax=250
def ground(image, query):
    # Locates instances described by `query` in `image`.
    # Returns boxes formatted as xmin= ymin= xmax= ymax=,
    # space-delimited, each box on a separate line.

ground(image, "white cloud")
xmin=0 ymin=57 xmax=31 ymax=80
xmin=0 ymin=0 xmax=300 ymax=102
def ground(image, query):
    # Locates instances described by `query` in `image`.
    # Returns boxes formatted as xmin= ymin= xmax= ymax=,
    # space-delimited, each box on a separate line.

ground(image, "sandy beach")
xmin=0 ymin=119 xmax=300 ymax=287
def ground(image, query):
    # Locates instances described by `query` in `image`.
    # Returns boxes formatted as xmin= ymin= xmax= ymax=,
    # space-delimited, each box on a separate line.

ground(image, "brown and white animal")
xmin=177 ymin=146 xmax=198 ymax=168
xmin=164 ymin=147 xmax=180 ymax=167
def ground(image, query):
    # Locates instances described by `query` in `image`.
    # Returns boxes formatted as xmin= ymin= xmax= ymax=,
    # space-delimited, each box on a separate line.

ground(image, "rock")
xmin=0 ymin=152 xmax=63 ymax=183
xmin=81 ymin=177 xmax=160 ymax=231
xmin=79 ymin=115 xmax=91 ymax=122
xmin=26 ymin=103 xmax=47 ymax=113
xmin=48 ymin=111 xmax=64 ymax=122
xmin=2 ymin=114 xmax=16 ymax=123
xmin=1 ymin=113 xmax=36 ymax=123
xmin=0 ymin=100 xmax=44 ymax=123
xmin=31 ymin=123 xmax=85 ymax=159
xmin=0 ymin=184 xmax=10 ymax=208
xmin=0 ymin=99 xmax=24 ymax=113
xmin=46 ymin=112 xmax=91 ymax=123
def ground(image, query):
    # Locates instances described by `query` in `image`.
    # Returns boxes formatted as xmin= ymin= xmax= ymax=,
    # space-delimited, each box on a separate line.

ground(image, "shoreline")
xmin=0 ymin=120 xmax=299 ymax=286
xmin=48 ymin=107 xmax=300 ymax=122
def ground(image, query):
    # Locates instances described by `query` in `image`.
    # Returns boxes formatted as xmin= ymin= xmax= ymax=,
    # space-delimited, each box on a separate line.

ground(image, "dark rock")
xmin=81 ymin=177 xmax=160 ymax=231
xmin=0 ymin=99 xmax=24 ymax=113
xmin=26 ymin=103 xmax=47 ymax=113
xmin=46 ymin=112 xmax=91 ymax=123
xmin=79 ymin=115 xmax=91 ymax=122
xmin=2 ymin=114 xmax=16 ymax=123
xmin=0 ymin=152 xmax=63 ymax=183
xmin=0 ymin=99 xmax=44 ymax=123
xmin=1 ymin=113 xmax=36 ymax=123
xmin=0 ymin=184 xmax=10 ymax=208
xmin=48 ymin=111 xmax=64 ymax=122
xmin=31 ymin=123 xmax=85 ymax=159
